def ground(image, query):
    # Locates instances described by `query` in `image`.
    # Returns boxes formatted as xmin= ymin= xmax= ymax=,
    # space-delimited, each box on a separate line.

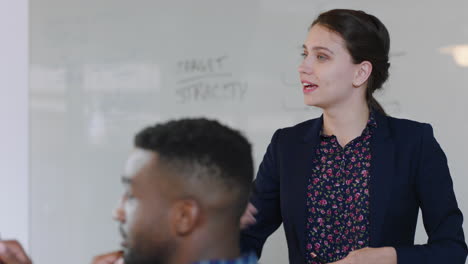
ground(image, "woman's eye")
xmin=301 ymin=52 xmax=307 ymax=58
xmin=317 ymin=54 xmax=328 ymax=60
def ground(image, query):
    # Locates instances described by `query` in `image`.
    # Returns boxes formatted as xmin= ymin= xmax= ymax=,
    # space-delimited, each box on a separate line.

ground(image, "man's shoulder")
xmin=193 ymin=252 xmax=258 ymax=264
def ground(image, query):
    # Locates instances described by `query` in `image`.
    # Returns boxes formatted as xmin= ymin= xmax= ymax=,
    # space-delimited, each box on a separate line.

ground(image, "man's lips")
xmin=119 ymin=225 xmax=128 ymax=248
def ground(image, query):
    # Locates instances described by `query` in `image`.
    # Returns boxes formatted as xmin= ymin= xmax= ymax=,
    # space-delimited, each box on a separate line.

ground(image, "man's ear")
xmin=353 ymin=61 xmax=373 ymax=87
xmin=169 ymin=199 xmax=200 ymax=236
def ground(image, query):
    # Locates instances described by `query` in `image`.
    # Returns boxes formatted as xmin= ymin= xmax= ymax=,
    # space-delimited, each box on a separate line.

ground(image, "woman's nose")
xmin=298 ymin=57 xmax=313 ymax=75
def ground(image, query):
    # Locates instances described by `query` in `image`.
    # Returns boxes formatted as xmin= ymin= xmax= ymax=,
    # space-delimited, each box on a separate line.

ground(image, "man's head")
xmin=114 ymin=118 xmax=253 ymax=264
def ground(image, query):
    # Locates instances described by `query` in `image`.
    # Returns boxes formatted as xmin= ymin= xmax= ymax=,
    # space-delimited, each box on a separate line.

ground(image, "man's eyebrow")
xmin=302 ymin=44 xmax=335 ymax=54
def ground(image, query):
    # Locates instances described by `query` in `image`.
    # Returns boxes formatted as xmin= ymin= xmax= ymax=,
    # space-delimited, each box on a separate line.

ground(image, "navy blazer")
xmin=240 ymin=112 xmax=467 ymax=263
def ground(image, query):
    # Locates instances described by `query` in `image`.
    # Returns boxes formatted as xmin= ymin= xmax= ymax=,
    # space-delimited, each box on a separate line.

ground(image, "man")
xmin=0 ymin=118 xmax=257 ymax=264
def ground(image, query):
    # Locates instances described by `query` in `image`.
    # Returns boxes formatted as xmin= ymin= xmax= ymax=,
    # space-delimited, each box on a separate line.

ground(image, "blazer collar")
xmin=302 ymin=114 xmax=323 ymax=143
xmin=373 ymin=111 xmax=391 ymax=139
xmin=302 ymin=111 xmax=391 ymax=141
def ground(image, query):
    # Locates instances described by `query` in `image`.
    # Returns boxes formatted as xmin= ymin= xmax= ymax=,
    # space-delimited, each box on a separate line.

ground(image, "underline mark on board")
xmin=177 ymin=73 xmax=233 ymax=84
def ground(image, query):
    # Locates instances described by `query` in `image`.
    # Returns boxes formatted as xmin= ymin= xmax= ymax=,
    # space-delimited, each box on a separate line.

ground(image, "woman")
xmin=239 ymin=9 xmax=467 ymax=264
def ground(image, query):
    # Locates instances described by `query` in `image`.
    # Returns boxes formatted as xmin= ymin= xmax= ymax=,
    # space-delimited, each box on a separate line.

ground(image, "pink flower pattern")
xmin=306 ymin=114 xmax=376 ymax=263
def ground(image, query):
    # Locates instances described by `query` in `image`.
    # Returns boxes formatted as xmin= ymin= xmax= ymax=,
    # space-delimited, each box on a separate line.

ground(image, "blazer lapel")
xmin=291 ymin=116 xmax=323 ymax=258
xmin=369 ymin=112 xmax=395 ymax=246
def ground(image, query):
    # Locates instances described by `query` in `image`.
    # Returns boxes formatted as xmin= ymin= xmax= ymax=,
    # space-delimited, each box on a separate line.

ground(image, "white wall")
xmin=29 ymin=1 xmax=468 ymax=264
xmin=0 ymin=0 xmax=29 ymax=249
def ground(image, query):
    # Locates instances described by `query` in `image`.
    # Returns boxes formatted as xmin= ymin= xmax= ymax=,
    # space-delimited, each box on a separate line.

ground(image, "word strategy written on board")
xmin=174 ymin=55 xmax=248 ymax=104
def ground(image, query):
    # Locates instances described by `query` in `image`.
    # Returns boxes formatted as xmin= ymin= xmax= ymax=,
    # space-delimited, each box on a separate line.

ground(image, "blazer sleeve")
xmin=395 ymin=124 xmax=468 ymax=263
xmin=240 ymin=129 xmax=283 ymax=258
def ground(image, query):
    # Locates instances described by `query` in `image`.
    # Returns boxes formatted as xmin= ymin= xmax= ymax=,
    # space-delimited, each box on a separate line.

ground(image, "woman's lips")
xmin=302 ymin=81 xmax=318 ymax=94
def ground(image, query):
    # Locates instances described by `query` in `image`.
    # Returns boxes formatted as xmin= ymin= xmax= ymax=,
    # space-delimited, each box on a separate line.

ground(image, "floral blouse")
xmin=306 ymin=113 xmax=377 ymax=263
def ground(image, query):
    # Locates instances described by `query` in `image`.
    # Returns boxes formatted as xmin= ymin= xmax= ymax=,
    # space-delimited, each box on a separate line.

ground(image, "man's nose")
xmin=113 ymin=197 xmax=126 ymax=222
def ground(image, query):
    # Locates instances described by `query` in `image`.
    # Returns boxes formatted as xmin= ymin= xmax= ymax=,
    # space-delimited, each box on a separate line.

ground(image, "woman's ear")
xmin=353 ymin=61 xmax=373 ymax=87
xmin=169 ymin=199 xmax=200 ymax=236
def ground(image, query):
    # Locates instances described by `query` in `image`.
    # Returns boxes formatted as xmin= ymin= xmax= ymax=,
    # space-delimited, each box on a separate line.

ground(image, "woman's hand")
xmin=240 ymin=203 xmax=258 ymax=230
xmin=91 ymin=251 xmax=124 ymax=264
xmin=0 ymin=240 xmax=32 ymax=264
xmin=328 ymin=247 xmax=396 ymax=264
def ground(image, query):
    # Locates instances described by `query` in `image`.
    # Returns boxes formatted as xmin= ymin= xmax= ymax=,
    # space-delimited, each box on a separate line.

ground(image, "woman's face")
xmin=298 ymin=24 xmax=361 ymax=110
